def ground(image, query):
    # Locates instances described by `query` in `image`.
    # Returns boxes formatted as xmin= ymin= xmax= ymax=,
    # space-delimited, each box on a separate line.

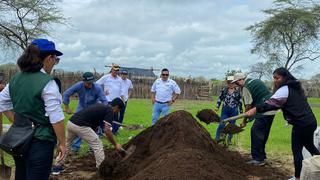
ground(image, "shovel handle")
xmin=221 ymin=113 xmax=248 ymax=123
xmin=112 ymin=121 xmax=128 ymax=127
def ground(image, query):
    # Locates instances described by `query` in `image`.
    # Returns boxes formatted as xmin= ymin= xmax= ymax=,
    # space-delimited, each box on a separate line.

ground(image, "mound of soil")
xmin=98 ymin=110 xmax=288 ymax=180
xmin=196 ymin=109 xmax=220 ymax=124
xmin=52 ymin=110 xmax=290 ymax=180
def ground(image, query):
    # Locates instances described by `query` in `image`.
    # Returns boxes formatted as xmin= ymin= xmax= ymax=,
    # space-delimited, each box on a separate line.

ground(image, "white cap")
xmin=226 ymin=76 xmax=234 ymax=81
xmin=231 ymin=73 xmax=246 ymax=83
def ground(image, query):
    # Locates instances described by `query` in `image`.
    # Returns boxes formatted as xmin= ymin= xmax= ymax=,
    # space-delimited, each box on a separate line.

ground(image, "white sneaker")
xmin=288 ymin=176 xmax=296 ymax=180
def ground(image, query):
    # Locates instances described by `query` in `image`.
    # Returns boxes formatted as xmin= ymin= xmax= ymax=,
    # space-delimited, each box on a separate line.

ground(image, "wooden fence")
xmin=2 ymin=68 xmax=320 ymax=98
xmin=0 ymin=68 xmax=223 ymax=100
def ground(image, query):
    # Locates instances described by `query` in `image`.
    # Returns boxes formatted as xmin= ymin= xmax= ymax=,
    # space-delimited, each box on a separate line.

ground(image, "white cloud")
xmin=3 ymin=0 xmax=318 ymax=79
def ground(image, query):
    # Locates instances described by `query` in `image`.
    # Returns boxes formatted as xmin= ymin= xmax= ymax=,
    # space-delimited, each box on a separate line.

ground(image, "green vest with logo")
xmin=244 ymin=78 xmax=272 ymax=106
xmin=9 ymin=71 xmax=57 ymax=142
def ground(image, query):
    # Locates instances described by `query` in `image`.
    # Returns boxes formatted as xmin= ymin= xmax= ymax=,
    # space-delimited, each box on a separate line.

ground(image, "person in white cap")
xmin=150 ymin=68 xmax=181 ymax=125
xmin=115 ymin=69 xmax=133 ymax=132
xmin=215 ymin=76 xmax=243 ymax=145
xmin=232 ymin=72 xmax=276 ymax=166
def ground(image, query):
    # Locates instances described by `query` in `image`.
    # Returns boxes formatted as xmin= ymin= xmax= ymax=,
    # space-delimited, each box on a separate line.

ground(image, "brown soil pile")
xmin=97 ymin=110 xmax=288 ymax=180
xmin=51 ymin=110 xmax=290 ymax=180
xmin=196 ymin=109 xmax=220 ymax=124
xmin=222 ymin=123 xmax=244 ymax=134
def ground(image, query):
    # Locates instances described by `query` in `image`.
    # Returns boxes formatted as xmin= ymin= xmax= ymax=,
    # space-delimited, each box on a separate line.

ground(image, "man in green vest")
xmin=232 ymin=73 xmax=276 ymax=166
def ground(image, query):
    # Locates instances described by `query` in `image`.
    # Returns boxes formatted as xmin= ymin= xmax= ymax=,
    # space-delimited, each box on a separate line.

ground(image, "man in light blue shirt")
xmin=63 ymin=72 xmax=107 ymax=152
xmin=150 ymin=68 xmax=181 ymax=125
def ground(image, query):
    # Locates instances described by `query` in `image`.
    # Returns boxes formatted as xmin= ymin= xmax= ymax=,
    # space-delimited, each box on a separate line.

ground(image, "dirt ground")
xmin=51 ymin=110 xmax=292 ymax=180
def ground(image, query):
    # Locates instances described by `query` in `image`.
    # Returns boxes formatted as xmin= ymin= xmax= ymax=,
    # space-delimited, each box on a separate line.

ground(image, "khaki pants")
xmin=56 ymin=121 xmax=105 ymax=168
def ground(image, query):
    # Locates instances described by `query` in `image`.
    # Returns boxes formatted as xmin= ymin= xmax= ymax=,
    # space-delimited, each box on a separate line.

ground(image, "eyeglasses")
xmin=51 ymin=55 xmax=60 ymax=65
xmin=55 ymin=57 xmax=60 ymax=65
xmin=162 ymin=74 xmax=169 ymax=76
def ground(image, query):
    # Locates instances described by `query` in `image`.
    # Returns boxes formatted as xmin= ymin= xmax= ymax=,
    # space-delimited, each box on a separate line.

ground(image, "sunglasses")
xmin=55 ymin=57 xmax=60 ymax=65
xmin=51 ymin=55 xmax=60 ymax=65
xmin=162 ymin=74 xmax=169 ymax=76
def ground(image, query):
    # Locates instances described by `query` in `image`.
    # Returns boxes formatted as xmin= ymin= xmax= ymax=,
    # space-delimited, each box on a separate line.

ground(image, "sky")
xmin=4 ymin=0 xmax=320 ymax=79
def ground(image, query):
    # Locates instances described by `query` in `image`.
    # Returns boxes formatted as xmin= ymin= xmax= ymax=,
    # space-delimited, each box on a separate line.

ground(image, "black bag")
xmin=0 ymin=113 xmax=37 ymax=157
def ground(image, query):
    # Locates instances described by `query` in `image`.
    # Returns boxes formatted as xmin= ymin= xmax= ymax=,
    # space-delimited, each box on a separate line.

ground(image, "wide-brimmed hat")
xmin=111 ymin=64 xmax=120 ymax=70
xmin=231 ymin=73 xmax=246 ymax=83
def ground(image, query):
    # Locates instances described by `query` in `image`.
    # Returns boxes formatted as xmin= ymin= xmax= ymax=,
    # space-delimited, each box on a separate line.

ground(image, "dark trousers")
xmin=112 ymin=101 xmax=127 ymax=134
xmin=251 ymin=115 xmax=275 ymax=161
xmin=292 ymin=121 xmax=320 ymax=178
xmin=13 ymin=138 xmax=55 ymax=180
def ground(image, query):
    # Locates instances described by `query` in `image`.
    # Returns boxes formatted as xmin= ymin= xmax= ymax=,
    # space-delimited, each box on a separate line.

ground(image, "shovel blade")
xmin=222 ymin=124 xmax=244 ymax=134
xmin=121 ymin=145 xmax=136 ymax=161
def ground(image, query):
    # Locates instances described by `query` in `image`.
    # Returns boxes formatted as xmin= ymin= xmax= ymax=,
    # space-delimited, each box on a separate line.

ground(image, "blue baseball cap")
xmin=31 ymin=39 xmax=63 ymax=56
xmin=121 ymin=70 xmax=128 ymax=74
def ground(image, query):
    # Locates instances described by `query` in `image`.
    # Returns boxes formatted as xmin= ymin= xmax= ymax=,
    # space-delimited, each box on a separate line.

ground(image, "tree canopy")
xmin=0 ymin=0 xmax=66 ymax=52
xmin=247 ymin=0 xmax=320 ymax=73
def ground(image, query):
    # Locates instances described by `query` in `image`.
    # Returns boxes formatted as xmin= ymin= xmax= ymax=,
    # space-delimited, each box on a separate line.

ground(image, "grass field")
xmin=1 ymin=98 xmax=320 ymax=167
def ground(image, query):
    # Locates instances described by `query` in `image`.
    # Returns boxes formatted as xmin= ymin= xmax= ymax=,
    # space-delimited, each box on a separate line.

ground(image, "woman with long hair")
xmin=0 ymin=39 xmax=66 ymax=180
xmin=246 ymin=67 xmax=320 ymax=180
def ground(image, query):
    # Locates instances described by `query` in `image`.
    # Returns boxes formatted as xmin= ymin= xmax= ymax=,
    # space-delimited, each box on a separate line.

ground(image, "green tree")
xmin=247 ymin=0 xmax=320 ymax=71
xmin=0 ymin=0 xmax=67 ymax=52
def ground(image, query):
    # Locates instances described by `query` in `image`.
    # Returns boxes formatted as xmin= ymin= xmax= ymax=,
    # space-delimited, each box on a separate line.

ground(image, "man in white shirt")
xmin=118 ymin=70 xmax=133 ymax=131
xmin=96 ymin=64 xmax=125 ymax=134
xmin=150 ymin=68 xmax=181 ymax=125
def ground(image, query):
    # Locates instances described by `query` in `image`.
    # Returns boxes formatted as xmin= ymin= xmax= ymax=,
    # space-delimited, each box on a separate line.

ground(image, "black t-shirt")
xmin=70 ymin=104 xmax=114 ymax=129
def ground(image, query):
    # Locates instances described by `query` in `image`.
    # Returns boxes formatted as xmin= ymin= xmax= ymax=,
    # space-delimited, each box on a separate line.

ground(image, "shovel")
xmin=117 ymin=145 xmax=136 ymax=160
xmin=0 ymin=113 xmax=12 ymax=179
xmin=196 ymin=109 xmax=247 ymax=134
xmin=220 ymin=113 xmax=248 ymax=124
xmin=112 ymin=121 xmax=143 ymax=131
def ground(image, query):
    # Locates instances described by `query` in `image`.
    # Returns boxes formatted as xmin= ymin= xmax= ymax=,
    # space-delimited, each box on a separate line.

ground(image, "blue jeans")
xmin=13 ymin=138 xmax=55 ymax=180
xmin=251 ymin=115 xmax=275 ymax=161
xmin=151 ymin=102 xmax=170 ymax=125
xmin=71 ymin=137 xmax=82 ymax=151
xmin=215 ymin=106 xmax=238 ymax=142
xmin=112 ymin=101 xmax=127 ymax=134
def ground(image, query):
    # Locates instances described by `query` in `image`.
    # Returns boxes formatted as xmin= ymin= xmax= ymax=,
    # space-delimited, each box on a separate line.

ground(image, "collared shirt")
xmin=151 ymin=78 xmax=181 ymax=102
xmin=63 ymin=82 xmax=108 ymax=112
xmin=0 ymin=69 xmax=64 ymax=124
xmin=216 ymin=88 xmax=243 ymax=113
xmin=121 ymin=78 xmax=133 ymax=102
xmin=96 ymin=74 xmax=125 ymax=102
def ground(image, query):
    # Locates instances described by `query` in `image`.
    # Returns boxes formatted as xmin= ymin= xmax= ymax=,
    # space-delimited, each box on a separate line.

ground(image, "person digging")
xmin=52 ymin=98 xmax=124 ymax=175
xmin=214 ymin=75 xmax=243 ymax=146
